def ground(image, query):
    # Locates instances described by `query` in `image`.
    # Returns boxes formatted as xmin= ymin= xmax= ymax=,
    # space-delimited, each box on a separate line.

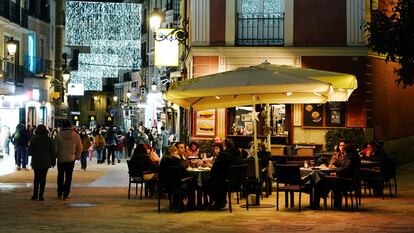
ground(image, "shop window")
xmin=227 ymin=104 xmax=289 ymax=137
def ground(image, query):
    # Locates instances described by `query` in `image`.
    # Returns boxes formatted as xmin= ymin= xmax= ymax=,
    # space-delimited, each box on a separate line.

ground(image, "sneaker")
xmin=118 ymin=160 xmax=121 ymax=163
xmin=17 ymin=166 xmax=21 ymax=171
xmin=112 ymin=162 xmax=115 ymax=165
xmin=31 ymin=195 xmax=38 ymax=201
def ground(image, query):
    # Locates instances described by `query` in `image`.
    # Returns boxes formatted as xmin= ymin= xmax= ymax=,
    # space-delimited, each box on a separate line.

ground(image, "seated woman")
xmin=186 ymin=142 xmax=200 ymax=159
xmin=329 ymin=139 xmax=348 ymax=166
xmin=361 ymin=141 xmax=387 ymax=161
xmin=144 ymin=144 xmax=160 ymax=165
xmin=130 ymin=144 xmax=158 ymax=197
xmin=159 ymin=145 xmax=195 ymax=210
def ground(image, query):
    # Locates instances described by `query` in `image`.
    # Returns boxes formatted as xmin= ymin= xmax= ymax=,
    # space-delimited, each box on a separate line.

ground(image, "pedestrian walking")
xmin=54 ymin=120 xmax=82 ymax=200
xmin=80 ymin=130 xmax=91 ymax=170
xmin=94 ymin=132 xmax=106 ymax=164
xmin=105 ymin=127 xmax=118 ymax=165
xmin=11 ymin=122 xmax=30 ymax=170
xmin=29 ymin=125 xmax=55 ymax=201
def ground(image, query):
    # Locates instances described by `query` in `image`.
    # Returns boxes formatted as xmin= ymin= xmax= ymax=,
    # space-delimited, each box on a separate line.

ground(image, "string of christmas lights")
xmin=70 ymin=70 xmax=103 ymax=91
xmin=90 ymin=40 xmax=141 ymax=69
xmin=65 ymin=1 xmax=141 ymax=46
xmin=78 ymin=53 xmax=119 ymax=78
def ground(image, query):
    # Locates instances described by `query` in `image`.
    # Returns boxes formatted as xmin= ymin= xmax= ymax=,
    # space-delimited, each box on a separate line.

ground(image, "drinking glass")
xmin=304 ymin=160 xmax=309 ymax=168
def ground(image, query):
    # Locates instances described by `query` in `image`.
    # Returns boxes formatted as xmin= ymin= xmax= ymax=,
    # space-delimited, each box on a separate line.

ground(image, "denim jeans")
xmin=16 ymin=146 xmax=27 ymax=168
xmin=57 ymin=161 xmax=75 ymax=197
xmin=96 ymin=149 xmax=103 ymax=162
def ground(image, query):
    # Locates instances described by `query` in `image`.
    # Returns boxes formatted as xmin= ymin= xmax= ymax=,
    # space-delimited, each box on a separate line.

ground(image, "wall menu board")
xmin=303 ymin=104 xmax=324 ymax=127
xmin=194 ymin=109 xmax=216 ymax=137
xmin=325 ymin=102 xmax=346 ymax=127
xmin=303 ymin=103 xmax=346 ymax=127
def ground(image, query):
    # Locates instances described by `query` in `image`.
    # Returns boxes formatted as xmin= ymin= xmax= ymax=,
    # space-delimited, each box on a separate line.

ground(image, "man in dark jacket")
xmin=208 ymin=139 xmax=243 ymax=210
xmin=12 ymin=122 xmax=30 ymax=170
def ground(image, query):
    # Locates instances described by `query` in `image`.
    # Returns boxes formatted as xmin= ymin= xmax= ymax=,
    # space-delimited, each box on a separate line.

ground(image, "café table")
xmin=187 ymin=167 xmax=211 ymax=209
xmin=300 ymin=166 xmax=336 ymax=209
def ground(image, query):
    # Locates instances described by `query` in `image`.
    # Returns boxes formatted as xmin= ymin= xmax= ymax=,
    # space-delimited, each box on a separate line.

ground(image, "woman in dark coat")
xmin=29 ymin=125 xmax=55 ymax=201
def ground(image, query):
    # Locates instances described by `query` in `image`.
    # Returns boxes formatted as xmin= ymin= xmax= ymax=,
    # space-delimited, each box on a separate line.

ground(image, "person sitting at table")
xmin=312 ymin=145 xmax=360 ymax=209
xmin=175 ymin=142 xmax=190 ymax=168
xmin=329 ymin=139 xmax=348 ymax=166
xmin=144 ymin=144 xmax=160 ymax=165
xmin=210 ymin=143 xmax=223 ymax=164
xmin=208 ymin=139 xmax=244 ymax=210
xmin=159 ymin=145 xmax=195 ymax=210
xmin=329 ymin=145 xmax=361 ymax=208
xmin=130 ymin=143 xmax=158 ymax=197
xmin=361 ymin=141 xmax=388 ymax=162
xmin=238 ymin=146 xmax=248 ymax=159
xmin=186 ymin=141 xmax=200 ymax=159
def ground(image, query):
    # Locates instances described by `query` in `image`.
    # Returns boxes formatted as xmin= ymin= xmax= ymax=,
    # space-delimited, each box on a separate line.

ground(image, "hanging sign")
xmin=154 ymin=29 xmax=179 ymax=67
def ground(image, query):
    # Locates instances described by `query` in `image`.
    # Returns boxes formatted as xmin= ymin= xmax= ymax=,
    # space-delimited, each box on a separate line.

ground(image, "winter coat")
xmin=54 ymin=128 xmax=82 ymax=163
xmin=29 ymin=134 xmax=56 ymax=168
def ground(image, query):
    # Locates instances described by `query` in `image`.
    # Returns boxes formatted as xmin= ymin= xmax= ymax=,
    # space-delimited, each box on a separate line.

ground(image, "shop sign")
xmin=154 ymin=29 xmax=179 ymax=67
xmin=52 ymin=92 xmax=60 ymax=99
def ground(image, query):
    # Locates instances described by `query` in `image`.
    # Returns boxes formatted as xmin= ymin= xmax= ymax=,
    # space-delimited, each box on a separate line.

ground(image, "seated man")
xmin=313 ymin=145 xmax=360 ymax=209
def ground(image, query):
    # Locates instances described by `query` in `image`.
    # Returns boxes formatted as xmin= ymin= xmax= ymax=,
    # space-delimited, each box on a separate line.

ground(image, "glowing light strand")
xmin=65 ymin=1 xmax=141 ymax=46
xmin=70 ymin=71 xmax=103 ymax=91
xmin=90 ymin=40 xmax=141 ymax=69
xmin=78 ymin=53 xmax=119 ymax=78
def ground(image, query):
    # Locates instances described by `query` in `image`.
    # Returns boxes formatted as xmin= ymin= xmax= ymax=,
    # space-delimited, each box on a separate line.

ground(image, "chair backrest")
xmin=286 ymin=160 xmax=305 ymax=167
xmin=274 ymin=164 xmax=301 ymax=185
xmin=127 ymin=160 xmax=142 ymax=177
xmin=227 ymin=164 xmax=248 ymax=186
xmin=159 ymin=166 xmax=183 ymax=189
xmin=245 ymin=159 xmax=261 ymax=178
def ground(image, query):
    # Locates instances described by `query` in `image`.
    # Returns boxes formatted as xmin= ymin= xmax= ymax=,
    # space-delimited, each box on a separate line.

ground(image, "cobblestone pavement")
xmin=1 ymin=155 xmax=414 ymax=233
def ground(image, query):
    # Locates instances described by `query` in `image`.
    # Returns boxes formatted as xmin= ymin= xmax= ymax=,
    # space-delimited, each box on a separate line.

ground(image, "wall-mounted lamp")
xmin=126 ymin=90 xmax=132 ymax=99
xmin=0 ymin=38 xmax=18 ymax=62
xmin=93 ymin=96 xmax=99 ymax=101
xmin=62 ymin=69 xmax=70 ymax=82
xmin=149 ymin=9 xmax=189 ymax=46
xmin=151 ymin=81 xmax=157 ymax=92
xmin=113 ymin=96 xmax=118 ymax=102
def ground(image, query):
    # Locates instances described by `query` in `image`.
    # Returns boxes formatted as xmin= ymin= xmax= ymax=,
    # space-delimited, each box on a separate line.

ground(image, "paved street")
xmin=1 ymin=155 xmax=414 ymax=233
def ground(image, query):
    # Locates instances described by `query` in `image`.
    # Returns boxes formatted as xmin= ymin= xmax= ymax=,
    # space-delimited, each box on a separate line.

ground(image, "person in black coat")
xmin=159 ymin=145 xmax=195 ymax=210
xmin=29 ymin=125 xmax=55 ymax=201
xmin=130 ymin=143 xmax=158 ymax=196
xmin=208 ymin=139 xmax=244 ymax=210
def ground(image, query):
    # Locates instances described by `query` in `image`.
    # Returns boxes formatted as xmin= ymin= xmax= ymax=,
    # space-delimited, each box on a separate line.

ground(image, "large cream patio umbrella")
xmin=166 ymin=62 xmax=358 ymax=178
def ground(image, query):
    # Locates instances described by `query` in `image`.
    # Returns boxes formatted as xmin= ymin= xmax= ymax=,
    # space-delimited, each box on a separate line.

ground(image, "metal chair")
xmin=227 ymin=164 xmax=249 ymax=213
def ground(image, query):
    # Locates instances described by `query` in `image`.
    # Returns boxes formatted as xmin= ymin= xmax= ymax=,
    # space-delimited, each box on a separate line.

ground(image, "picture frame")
xmin=194 ymin=109 xmax=216 ymax=137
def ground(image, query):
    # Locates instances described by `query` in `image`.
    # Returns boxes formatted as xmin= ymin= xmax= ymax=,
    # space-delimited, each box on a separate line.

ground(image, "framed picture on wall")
xmin=325 ymin=102 xmax=346 ymax=127
xmin=303 ymin=104 xmax=324 ymax=127
xmin=194 ymin=109 xmax=216 ymax=137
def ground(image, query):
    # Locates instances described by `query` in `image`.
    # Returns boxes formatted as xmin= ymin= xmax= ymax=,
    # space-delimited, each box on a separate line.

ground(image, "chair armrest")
xmin=181 ymin=177 xmax=193 ymax=183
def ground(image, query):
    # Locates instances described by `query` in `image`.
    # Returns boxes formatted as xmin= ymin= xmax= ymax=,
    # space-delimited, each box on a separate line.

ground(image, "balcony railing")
xmin=0 ymin=0 xmax=28 ymax=28
xmin=24 ymin=55 xmax=53 ymax=76
xmin=3 ymin=62 xmax=24 ymax=84
xmin=236 ymin=13 xmax=284 ymax=46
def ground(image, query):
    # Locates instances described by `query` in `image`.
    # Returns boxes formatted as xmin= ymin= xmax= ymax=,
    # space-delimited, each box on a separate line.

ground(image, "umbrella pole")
xmin=253 ymin=96 xmax=259 ymax=179
xmin=266 ymin=103 xmax=271 ymax=152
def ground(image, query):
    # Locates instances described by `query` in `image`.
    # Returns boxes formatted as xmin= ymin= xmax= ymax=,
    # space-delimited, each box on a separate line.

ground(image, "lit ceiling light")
xmin=313 ymin=92 xmax=322 ymax=97
xmin=285 ymin=92 xmax=292 ymax=96
xmin=215 ymin=96 xmax=221 ymax=99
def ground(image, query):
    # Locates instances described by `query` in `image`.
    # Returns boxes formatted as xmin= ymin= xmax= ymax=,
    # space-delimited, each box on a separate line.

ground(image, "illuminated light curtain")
xmin=65 ymin=1 xmax=141 ymax=46
xmin=90 ymin=40 xmax=141 ymax=69
xmin=240 ymin=0 xmax=283 ymax=16
xmin=70 ymin=71 xmax=103 ymax=91
xmin=78 ymin=53 xmax=119 ymax=78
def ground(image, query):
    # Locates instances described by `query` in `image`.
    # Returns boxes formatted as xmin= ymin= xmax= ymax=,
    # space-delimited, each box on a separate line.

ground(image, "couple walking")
xmin=30 ymin=120 xmax=82 ymax=201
